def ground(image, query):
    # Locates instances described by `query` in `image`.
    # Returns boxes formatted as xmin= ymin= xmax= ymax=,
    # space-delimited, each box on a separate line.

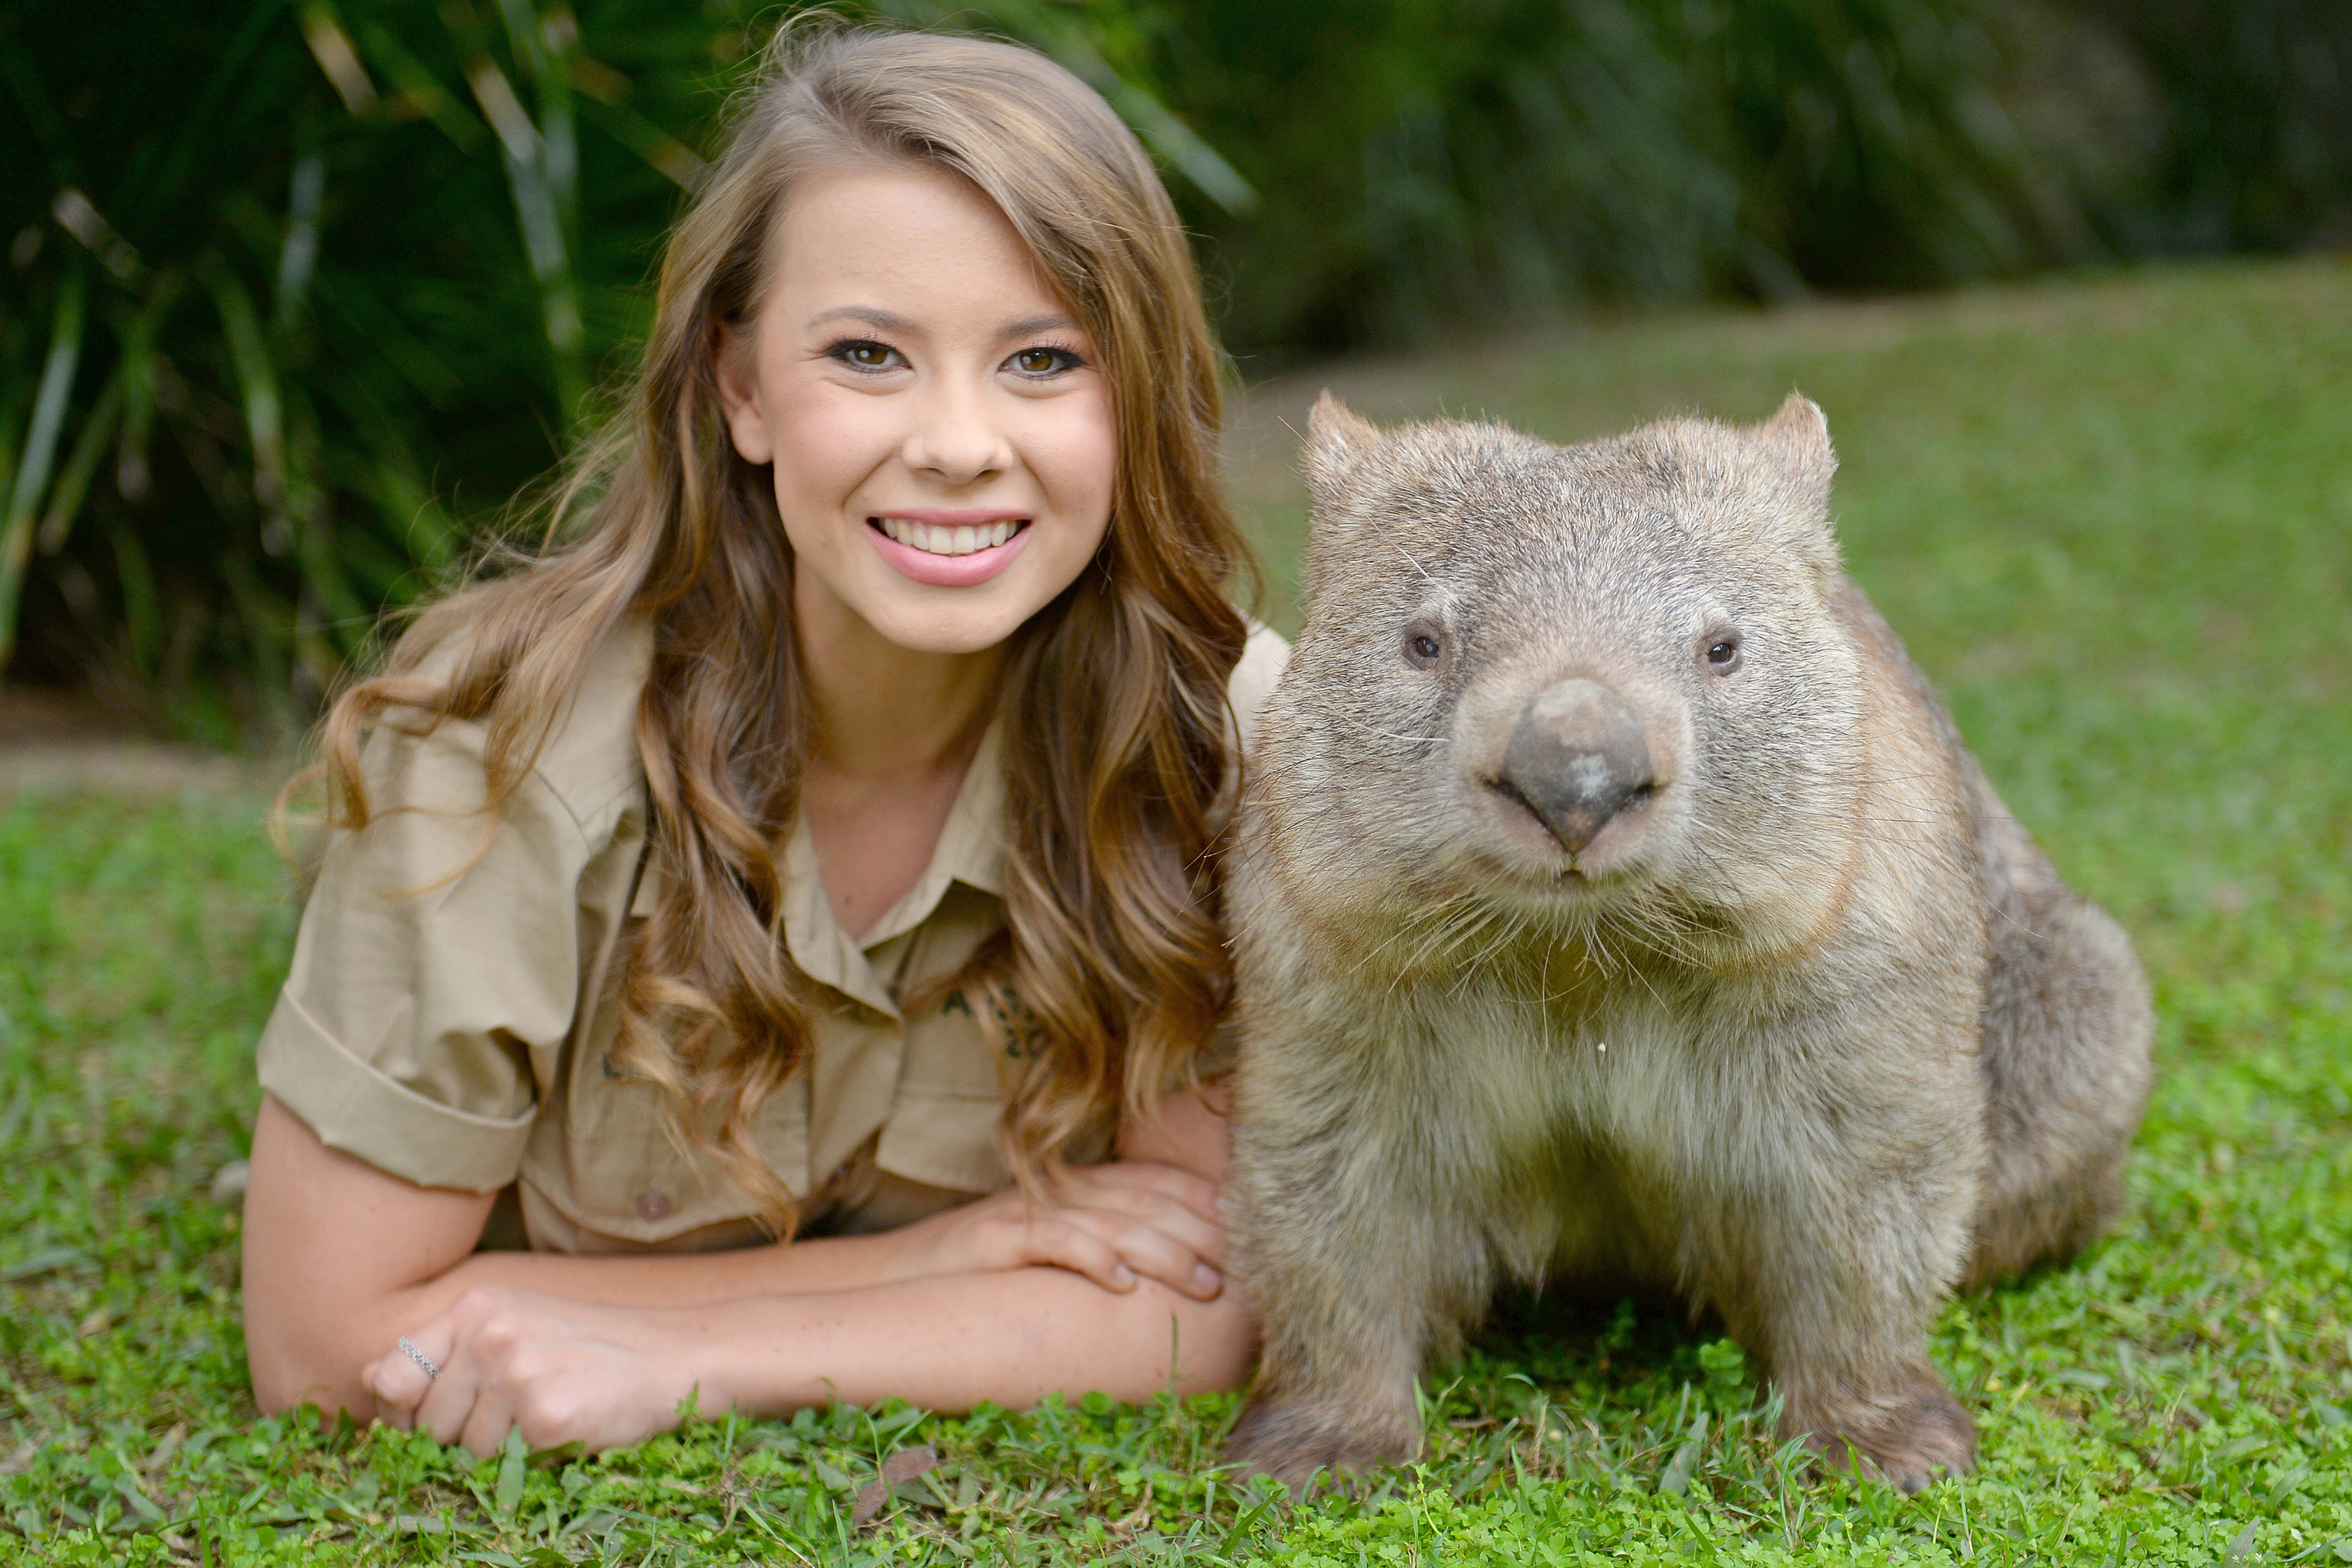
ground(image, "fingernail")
xmin=1112 ymin=1263 xmax=1135 ymax=1288
xmin=1193 ymin=1264 xmax=1223 ymax=1295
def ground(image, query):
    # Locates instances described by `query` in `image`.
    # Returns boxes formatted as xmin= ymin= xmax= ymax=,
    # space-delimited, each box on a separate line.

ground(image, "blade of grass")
xmin=461 ymin=49 xmax=586 ymax=418
xmin=197 ymin=258 xmax=287 ymax=526
xmin=495 ymin=0 xmax=577 ymax=239
xmin=297 ymin=1 xmax=378 ymax=116
xmin=274 ymin=142 xmax=327 ymax=330
xmin=1 ymin=264 xmax=88 ymax=671
xmin=575 ymin=94 xmax=705 ymax=189
xmin=352 ymin=19 xmax=484 ymax=151
xmin=33 ymin=362 xmax=123 ymax=556
xmin=107 ymin=517 xmax=161 ymax=674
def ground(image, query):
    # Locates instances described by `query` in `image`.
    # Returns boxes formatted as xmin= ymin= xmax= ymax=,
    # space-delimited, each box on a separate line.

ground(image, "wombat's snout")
xmin=1494 ymin=680 xmax=1656 ymax=855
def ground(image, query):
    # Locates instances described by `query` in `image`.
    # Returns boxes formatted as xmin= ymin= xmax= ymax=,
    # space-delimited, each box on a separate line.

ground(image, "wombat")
xmin=1223 ymin=393 xmax=2153 ymax=1491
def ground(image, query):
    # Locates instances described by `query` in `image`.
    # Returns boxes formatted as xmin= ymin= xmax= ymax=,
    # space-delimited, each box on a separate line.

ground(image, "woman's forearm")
xmin=436 ymin=1226 xmax=921 ymax=1306
xmin=676 ymin=1266 xmax=1258 ymax=1415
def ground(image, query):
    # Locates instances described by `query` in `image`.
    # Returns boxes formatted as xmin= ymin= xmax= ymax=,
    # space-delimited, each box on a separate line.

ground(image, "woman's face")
xmin=716 ymin=163 xmax=1118 ymax=657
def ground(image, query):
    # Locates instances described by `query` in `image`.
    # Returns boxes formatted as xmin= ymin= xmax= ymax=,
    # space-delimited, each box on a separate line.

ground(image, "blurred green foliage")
xmin=0 ymin=0 xmax=2344 ymax=724
xmin=0 ymin=1 xmax=761 ymax=732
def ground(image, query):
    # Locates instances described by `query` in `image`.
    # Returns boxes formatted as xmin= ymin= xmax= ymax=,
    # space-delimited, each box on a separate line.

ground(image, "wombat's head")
xmin=1257 ymin=392 xmax=1866 ymax=956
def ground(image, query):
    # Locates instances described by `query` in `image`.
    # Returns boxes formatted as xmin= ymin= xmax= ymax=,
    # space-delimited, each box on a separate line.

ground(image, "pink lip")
xmin=866 ymin=514 xmax=1033 ymax=587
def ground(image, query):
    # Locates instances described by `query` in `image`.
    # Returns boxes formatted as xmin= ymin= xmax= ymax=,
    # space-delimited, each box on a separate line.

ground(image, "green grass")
xmin=5 ymin=257 xmax=2350 ymax=1563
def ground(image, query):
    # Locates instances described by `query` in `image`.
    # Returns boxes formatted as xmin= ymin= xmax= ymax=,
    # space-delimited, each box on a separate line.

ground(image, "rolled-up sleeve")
xmin=256 ymin=712 xmax=594 ymax=1193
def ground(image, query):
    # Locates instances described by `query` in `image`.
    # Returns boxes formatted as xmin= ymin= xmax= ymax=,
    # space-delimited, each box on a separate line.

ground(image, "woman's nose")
xmin=902 ymin=378 xmax=1011 ymax=485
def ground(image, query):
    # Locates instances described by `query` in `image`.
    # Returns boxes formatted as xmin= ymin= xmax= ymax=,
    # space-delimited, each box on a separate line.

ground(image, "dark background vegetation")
xmin=2 ymin=0 xmax=2347 ymax=737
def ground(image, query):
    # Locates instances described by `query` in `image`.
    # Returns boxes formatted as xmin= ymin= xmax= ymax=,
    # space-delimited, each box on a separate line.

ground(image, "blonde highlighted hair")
xmin=309 ymin=23 xmax=1253 ymax=1226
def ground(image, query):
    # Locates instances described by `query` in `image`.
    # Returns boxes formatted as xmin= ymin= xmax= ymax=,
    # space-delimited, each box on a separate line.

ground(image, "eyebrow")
xmin=802 ymin=306 xmax=1081 ymax=339
xmin=805 ymin=306 xmax=915 ymax=333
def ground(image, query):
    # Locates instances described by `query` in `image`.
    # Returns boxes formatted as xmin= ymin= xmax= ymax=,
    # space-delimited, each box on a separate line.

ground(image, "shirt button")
xmin=635 ymin=1190 xmax=672 ymax=1222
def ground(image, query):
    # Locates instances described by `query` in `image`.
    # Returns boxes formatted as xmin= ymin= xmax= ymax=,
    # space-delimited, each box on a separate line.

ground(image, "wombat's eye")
xmin=1404 ymin=626 xmax=1444 ymax=668
xmin=1703 ymin=634 xmax=1741 ymax=674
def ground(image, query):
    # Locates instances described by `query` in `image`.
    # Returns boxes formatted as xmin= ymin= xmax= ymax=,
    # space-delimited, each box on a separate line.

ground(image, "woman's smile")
xmin=867 ymin=509 xmax=1034 ymax=586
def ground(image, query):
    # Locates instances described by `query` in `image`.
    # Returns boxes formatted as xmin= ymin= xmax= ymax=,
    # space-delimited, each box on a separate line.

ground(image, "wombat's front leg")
xmin=1692 ymin=1114 xmax=1981 ymax=1491
xmin=1223 ymin=1047 xmax=1494 ymax=1489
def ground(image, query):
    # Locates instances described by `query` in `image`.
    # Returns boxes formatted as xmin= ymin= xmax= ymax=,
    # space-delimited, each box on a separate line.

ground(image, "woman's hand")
xmin=363 ymin=1286 xmax=705 ymax=1458
xmin=889 ymin=1159 xmax=1228 ymax=1301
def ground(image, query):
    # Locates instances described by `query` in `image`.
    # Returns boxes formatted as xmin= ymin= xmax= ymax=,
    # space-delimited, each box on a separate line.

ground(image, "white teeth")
xmin=878 ymin=518 xmax=1024 ymax=556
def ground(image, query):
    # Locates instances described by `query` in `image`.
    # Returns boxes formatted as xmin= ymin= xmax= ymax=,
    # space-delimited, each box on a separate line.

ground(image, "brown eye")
xmin=838 ymin=340 xmax=897 ymax=369
xmin=1015 ymin=348 xmax=1057 ymax=374
xmin=1704 ymin=635 xmax=1741 ymax=673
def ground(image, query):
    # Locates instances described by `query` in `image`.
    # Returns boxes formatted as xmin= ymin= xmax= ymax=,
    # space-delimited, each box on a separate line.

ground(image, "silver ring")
xmin=397 ymin=1336 xmax=442 ymax=1380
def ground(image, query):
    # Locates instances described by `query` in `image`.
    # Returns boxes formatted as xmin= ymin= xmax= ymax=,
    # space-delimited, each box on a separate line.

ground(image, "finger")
xmin=413 ymin=1316 xmax=502 ymax=1449
xmin=1076 ymin=1161 xmax=1223 ymax=1223
xmin=1057 ymin=1207 xmax=1223 ymax=1300
xmin=458 ymin=1371 xmax=526 ymax=1459
xmin=365 ymin=1352 xmax=428 ymax=1427
xmin=1024 ymin=1217 xmax=1138 ymax=1293
xmin=1069 ymin=1183 xmax=1229 ymax=1269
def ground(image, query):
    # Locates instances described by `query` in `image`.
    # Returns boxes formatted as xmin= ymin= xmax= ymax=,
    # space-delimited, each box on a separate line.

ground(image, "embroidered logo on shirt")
xmin=942 ymin=986 xmax=1045 ymax=1060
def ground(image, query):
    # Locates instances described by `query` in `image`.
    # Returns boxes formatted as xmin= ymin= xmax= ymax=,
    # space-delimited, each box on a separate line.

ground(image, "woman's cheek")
xmin=1024 ymin=394 xmax=1119 ymax=547
xmin=769 ymin=380 xmax=897 ymax=534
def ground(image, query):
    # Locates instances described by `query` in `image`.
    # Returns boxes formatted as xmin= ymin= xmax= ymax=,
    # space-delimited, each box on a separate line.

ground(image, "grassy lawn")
xmin=4 ymin=257 xmax=2349 ymax=1563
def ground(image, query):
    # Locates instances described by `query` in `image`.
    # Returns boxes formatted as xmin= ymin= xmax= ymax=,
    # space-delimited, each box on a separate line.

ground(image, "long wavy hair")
xmin=304 ymin=24 xmax=1253 ymax=1227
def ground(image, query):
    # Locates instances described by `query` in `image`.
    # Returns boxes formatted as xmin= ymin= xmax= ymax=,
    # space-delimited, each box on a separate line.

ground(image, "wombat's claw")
xmin=1225 ymin=1401 xmax=1418 ymax=1494
xmin=1801 ymin=1386 xmax=1979 ymax=1493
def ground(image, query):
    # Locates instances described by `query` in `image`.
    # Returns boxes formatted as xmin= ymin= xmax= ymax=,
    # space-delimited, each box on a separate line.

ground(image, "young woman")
xmin=239 ymin=26 xmax=1283 ymax=1458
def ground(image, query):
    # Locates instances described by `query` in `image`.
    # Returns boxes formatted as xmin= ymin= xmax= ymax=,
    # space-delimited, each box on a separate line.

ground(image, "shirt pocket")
xmin=876 ymin=986 xmax=1012 ymax=1195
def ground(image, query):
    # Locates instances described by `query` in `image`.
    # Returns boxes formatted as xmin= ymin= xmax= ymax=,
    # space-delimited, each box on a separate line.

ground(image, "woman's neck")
xmin=793 ymin=577 xmax=1003 ymax=783
xmin=792 ymin=577 xmax=1005 ymax=941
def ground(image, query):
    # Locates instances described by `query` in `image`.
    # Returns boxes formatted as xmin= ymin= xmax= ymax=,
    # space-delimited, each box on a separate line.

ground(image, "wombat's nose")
xmin=1496 ymin=680 xmax=1655 ymax=855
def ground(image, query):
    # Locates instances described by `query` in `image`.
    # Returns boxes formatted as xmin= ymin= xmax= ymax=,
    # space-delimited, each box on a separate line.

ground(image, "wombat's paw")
xmin=1797 ymin=1382 xmax=1979 ymax=1494
xmin=1224 ymin=1398 xmax=1421 ymax=1493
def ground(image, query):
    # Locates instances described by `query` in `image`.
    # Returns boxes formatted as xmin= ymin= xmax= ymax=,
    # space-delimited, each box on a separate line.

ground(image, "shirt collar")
xmin=779 ymin=718 xmax=1007 ymax=1018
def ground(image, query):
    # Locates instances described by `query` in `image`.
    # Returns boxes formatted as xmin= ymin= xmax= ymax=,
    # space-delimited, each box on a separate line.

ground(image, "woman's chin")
xmin=847 ymin=582 xmax=1042 ymax=656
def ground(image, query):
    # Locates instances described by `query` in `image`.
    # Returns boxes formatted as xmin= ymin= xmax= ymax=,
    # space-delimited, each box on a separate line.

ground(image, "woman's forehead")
xmin=764 ymin=164 xmax=1075 ymax=336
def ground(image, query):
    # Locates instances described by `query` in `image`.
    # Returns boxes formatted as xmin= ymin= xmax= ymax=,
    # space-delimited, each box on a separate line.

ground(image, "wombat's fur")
xmin=1223 ymin=394 xmax=2152 ymax=1491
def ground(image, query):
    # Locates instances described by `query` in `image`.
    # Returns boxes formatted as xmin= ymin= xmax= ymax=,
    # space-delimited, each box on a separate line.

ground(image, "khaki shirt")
xmin=257 ymin=617 xmax=1290 ymax=1253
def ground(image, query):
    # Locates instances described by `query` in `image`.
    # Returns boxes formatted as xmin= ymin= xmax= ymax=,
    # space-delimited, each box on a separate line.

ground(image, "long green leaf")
xmin=352 ymin=19 xmax=485 ymax=151
xmin=275 ymin=144 xmax=327 ymax=330
xmin=198 ymin=258 xmax=288 ymax=523
xmin=497 ymin=0 xmax=577 ymax=239
xmin=297 ymin=0 xmax=378 ymax=116
xmin=451 ymin=4 xmax=586 ymax=421
xmin=575 ymin=92 xmax=704 ymax=189
xmin=107 ymin=517 xmax=161 ymax=675
xmin=0 ymin=265 xmax=87 ymax=672
xmin=110 ymin=272 xmax=183 ymax=506
xmin=33 ymin=365 xmax=124 ymax=556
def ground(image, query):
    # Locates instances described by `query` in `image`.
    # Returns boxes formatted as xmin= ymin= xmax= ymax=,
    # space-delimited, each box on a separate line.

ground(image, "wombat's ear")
xmin=1750 ymin=392 xmax=1841 ymax=583
xmin=1303 ymin=391 xmax=1381 ymax=509
xmin=1752 ymin=392 xmax=1836 ymax=519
